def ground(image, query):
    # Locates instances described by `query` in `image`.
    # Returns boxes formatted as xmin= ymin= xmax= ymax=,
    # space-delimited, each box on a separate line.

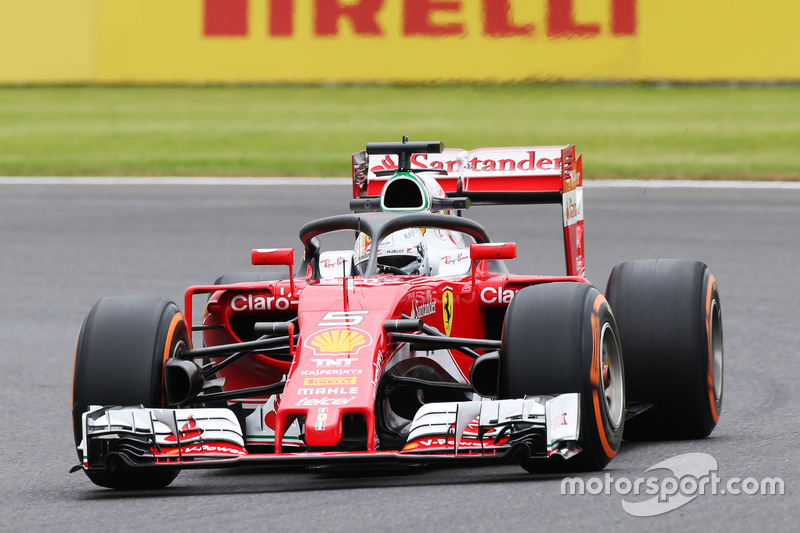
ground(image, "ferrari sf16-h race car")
xmin=71 ymin=139 xmax=724 ymax=490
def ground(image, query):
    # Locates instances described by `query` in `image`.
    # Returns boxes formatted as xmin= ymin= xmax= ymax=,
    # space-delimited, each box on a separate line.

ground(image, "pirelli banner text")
xmin=2 ymin=0 xmax=799 ymax=83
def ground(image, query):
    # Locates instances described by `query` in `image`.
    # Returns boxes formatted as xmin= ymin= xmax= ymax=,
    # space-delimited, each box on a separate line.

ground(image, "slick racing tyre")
xmin=73 ymin=296 xmax=190 ymax=489
xmin=499 ymin=283 xmax=625 ymax=472
xmin=606 ymin=259 xmax=723 ymax=440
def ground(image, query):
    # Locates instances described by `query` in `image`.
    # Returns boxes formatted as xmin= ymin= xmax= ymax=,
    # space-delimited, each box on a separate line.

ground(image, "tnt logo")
xmin=204 ymin=0 xmax=637 ymax=38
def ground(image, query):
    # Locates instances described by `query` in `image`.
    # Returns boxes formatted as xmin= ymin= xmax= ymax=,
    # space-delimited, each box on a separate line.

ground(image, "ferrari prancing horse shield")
xmin=442 ymin=289 xmax=454 ymax=336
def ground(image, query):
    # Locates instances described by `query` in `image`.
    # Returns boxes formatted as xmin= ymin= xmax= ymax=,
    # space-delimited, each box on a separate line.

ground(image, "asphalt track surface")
xmin=1 ymin=181 xmax=797 ymax=531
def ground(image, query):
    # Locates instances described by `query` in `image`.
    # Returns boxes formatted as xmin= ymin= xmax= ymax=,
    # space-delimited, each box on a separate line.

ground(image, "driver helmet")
xmin=354 ymin=228 xmax=430 ymax=276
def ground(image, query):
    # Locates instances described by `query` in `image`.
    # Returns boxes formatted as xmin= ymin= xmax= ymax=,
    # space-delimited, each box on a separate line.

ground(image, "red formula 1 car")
xmin=71 ymin=140 xmax=724 ymax=489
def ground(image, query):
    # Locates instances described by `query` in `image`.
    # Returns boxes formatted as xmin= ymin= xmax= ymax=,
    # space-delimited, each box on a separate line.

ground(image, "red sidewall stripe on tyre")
xmin=590 ymin=294 xmax=617 ymax=459
xmin=705 ymin=274 xmax=720 ymax=423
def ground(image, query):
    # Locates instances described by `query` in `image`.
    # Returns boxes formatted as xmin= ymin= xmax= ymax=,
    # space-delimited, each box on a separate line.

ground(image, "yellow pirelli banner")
xmin=1 ymin=0 xmax=799 ymax=83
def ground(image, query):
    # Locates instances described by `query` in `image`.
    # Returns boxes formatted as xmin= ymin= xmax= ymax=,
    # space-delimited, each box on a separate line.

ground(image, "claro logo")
xmin=204 ymin=0 xmax=637 ymax=39
xmin=480 ymin=286 xmax=518 ymax=304
xmin=230 ymin=293 xmax=297 ymax=311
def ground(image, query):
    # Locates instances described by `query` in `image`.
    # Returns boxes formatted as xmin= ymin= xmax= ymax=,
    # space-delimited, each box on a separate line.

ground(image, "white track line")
xmin=0 ymin=177 xmax=799 ymax=189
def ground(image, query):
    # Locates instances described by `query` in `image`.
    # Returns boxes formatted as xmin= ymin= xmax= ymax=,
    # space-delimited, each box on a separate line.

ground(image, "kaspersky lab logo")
xmin=561 ymin=453 xmax=785 ymax=517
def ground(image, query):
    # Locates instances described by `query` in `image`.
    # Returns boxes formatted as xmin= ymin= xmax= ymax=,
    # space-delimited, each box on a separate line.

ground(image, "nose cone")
xmin=303 ymin=405 xmax=343 ymax=447
xmin=276 ymin=389 xmax=364 ymax=449
xmin=286 ymin=379 xmax=360 ymax=447
xmin=276 ymin=334 xmax=375 ymax=450
xmin=273 ymin=286 xmax=405 ymax=451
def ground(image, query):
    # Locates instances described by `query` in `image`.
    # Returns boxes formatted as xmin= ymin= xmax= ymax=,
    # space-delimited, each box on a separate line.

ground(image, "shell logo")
xmin=304 ymin=328 xmax=373 ymax=356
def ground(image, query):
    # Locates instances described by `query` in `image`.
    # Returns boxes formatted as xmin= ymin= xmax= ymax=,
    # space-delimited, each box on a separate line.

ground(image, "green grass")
xmin=1 ymin=85 xmax=798 ymax=179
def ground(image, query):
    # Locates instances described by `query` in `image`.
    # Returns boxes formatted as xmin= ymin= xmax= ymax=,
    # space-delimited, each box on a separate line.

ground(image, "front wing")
xmin=76 ymin=394 xmax=582 ymax=472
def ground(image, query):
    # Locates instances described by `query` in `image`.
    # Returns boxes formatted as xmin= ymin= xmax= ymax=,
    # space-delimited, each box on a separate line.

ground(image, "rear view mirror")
xmin=251 ymin=248 xmax=295 ymax=267
xmin=470 ymin=242 xmax=517 ymax=261
xmin=251 ymin=248 xmax=296 ymax=295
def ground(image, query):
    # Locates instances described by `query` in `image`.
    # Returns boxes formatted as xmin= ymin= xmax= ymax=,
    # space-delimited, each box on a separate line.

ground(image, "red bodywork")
xmin=186 ymin=269 xmax=586 ymax=453
xmin=181 ymin=144 xmax=587 ymax=454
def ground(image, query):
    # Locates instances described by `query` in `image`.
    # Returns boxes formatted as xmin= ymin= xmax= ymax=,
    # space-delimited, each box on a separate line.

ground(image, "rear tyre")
xmin=500 ymin=283 xmax=625 ymax=472
xmin=73 ymin=296 xmax=190 ymax=489
xmin=606 ymin=259 xmax=723 ymax=439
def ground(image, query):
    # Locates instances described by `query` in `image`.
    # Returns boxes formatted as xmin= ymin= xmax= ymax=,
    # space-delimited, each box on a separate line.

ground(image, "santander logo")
xmin=370 ymin=150 xmax=564 ymax=177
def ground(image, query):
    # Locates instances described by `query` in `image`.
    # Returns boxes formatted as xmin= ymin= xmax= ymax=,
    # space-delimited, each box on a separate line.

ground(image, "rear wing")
xmin=351 ymin=144 xmax=585 ymax=276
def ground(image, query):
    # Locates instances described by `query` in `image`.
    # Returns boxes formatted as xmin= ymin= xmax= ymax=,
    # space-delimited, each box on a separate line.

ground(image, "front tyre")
xmin=500 ymin=283 xmax=625 ymax=472
xmin=72 ymin=296 xmax=190 ymax=489
xmin=606 ymin=259 xmax=723 ymax=439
